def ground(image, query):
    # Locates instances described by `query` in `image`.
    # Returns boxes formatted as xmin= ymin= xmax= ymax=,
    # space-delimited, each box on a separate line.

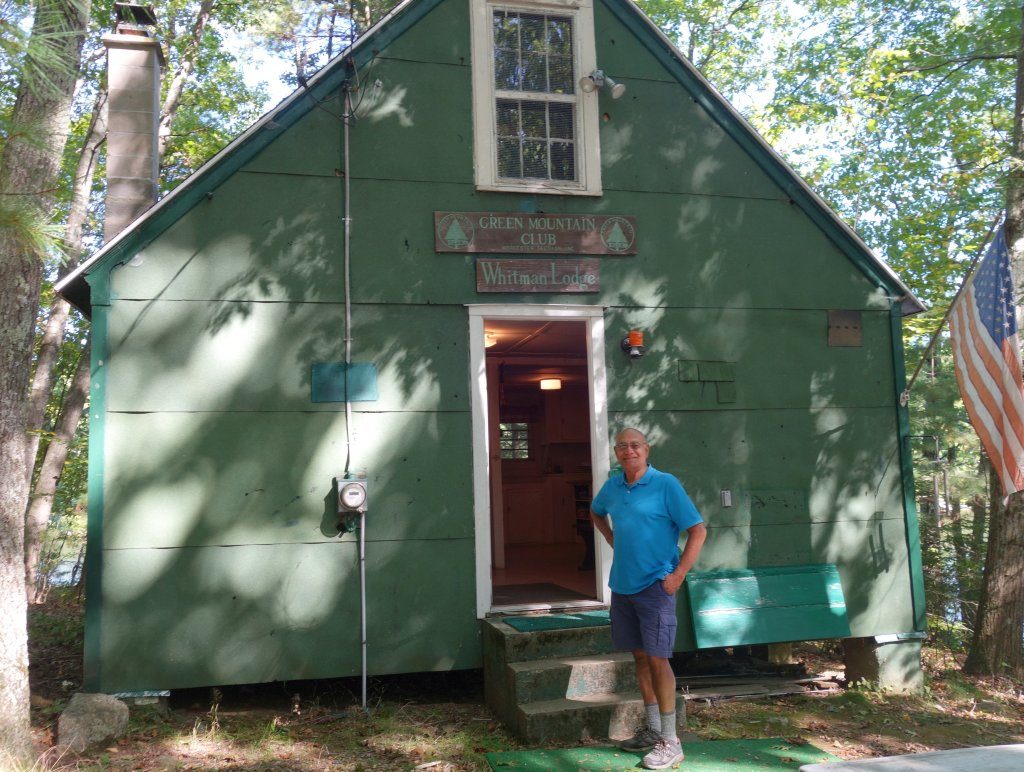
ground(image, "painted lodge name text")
xmin=476 ymin=259 xmax=600 ymax=293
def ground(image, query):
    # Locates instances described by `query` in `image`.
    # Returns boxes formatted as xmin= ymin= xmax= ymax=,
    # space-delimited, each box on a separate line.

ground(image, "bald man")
xmin=590 ymin=428 xmax=706 ymax=770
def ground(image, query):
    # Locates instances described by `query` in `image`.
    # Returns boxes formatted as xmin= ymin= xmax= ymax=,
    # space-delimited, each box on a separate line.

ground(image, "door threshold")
xmin=487 ymin=599 xmax=607 ymax=616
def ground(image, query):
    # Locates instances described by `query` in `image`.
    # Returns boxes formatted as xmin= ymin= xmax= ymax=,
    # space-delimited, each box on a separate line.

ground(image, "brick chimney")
xmin=102 ymin=3 xmax=163 ymax=242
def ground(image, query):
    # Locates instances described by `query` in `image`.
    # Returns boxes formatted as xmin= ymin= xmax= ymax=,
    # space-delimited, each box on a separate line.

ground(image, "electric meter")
xmin=335 ymin=476 xmax=368 ymax=514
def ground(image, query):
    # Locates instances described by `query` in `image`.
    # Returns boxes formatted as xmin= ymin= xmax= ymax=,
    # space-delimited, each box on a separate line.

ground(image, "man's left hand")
xmin=662 ymin=572 xmax=684 ymax=595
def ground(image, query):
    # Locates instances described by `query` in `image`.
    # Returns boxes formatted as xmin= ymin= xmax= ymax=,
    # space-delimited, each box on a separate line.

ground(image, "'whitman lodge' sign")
xmin=476 ymin=259 xmax=600 ymax=293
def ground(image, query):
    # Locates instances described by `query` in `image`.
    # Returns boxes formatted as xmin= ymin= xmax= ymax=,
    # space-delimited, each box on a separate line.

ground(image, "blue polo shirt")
xmin=591 ymin=465 xmax=703 ymax=595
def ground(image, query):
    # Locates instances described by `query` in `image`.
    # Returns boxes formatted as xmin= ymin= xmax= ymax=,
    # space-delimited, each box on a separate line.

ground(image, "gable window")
xmin=471 ymin=0 xmax=601 ymax=196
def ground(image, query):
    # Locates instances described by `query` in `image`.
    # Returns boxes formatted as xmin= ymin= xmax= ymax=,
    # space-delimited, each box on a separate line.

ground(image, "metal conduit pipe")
xmin=342 ymin=80 xmax=368 ymax=712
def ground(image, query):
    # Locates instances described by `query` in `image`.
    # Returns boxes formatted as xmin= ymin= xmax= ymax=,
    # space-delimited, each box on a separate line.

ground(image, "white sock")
xmin=660 ymin=711 xmax=678 ymax=744
xmin=645 ymin=702 xmax=660 ymax=731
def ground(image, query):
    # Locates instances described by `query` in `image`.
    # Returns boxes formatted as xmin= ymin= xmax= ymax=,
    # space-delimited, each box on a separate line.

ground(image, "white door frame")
xmin=467 ymin=303 xmax=612 ymax=617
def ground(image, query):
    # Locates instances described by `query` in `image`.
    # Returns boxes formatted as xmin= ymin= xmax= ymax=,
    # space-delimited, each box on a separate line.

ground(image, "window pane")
xmin=496 ymin=99 xmax=519 ymax=136
xmin=493 ymin=11 xmax=519 ymax=50
xmin=522 ymin=139 xmax=548 ymax=178
xmin=494 ymin=49 xmax=520 ymax=90
xmin=520 ymin=13 xmax=545 ymax=52
xmin=521 ymin=101 xmax=547 ymax=138
xmin=521 ymin=52 xmax=547 ymax=92
xmin=548 ymin=102 xmax=574 ymax=139
xmin=497 ymin=136 xmax=522 ymax=178
xmin=489 ymin=11 xmax=578 ymax=184
xmin=548 ymin=55 xmax=573 ymax=94
xmin=550 ymin=141 xmax=575 ymax=181
xmin=547 ymin=16 xmax=572 ymax=54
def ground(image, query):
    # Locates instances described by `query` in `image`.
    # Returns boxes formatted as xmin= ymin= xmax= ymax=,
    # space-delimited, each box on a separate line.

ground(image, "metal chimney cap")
xmin=115 ymin=3 xmax=157 ymax=26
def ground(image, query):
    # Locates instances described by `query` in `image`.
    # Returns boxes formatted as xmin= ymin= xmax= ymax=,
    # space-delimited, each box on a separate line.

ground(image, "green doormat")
xmin=486 ymin=738 xmax=837 ymax=770
xmin=503 ymin=610 xmax=610 ymax=632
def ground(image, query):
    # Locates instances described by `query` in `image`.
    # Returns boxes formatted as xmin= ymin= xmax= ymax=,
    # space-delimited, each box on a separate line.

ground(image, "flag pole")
xmin=900 ymin=212 xmax=1004 ymax=407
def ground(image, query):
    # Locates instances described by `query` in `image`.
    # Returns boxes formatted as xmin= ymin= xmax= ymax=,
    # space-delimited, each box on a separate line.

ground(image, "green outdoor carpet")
xmin=502 ymin=610 xmax=610 ymax=632
xmin=486 ymin=738 xmax=837 ymax=770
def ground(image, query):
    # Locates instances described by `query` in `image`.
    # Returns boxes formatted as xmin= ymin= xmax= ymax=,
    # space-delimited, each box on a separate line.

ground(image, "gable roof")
xmin=56 ymin=0 xmax=924 ymax=316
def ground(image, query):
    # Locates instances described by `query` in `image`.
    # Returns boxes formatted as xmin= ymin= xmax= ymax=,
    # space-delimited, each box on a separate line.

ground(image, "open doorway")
xmin=484 ymin=319 xmax=598 ymax=608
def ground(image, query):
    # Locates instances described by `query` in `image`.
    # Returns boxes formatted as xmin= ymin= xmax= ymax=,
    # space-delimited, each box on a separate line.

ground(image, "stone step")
xmin=509 ymin=652 xmax=638 ymax=704
xmin=482 ymin=616 xmax=615 ymax=730
xmin=482 ymin=616 xmax=613 ymax=664
xmin=516 ymin=691 xmax=687 ymax=745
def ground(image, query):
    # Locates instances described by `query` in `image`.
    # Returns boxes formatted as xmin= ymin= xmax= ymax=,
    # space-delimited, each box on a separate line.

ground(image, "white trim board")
xmin=467 ymin=304 xmax=611 ymax=618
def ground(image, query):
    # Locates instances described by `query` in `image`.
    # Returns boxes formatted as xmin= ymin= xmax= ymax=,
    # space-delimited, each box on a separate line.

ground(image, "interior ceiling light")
xmin=578 ymin=69 xmax=626 ymax=99
xmin=539 ymin=378 xmax=562 ymax=391
xmin=484 ymin=332 xmax=498 ymax=348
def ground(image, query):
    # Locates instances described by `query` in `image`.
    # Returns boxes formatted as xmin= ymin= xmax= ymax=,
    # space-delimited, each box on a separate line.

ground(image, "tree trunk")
xmin=23 ymin=88 xmax=107 ymax=490
xmin=963 ymin=471 xmax=1024 ymax=677
xmin=25 ymin=340 xmax=90 ymax=603
xmin=158 ymin=0 xmax=215 ymax=158
xmin=964 ymin=2 xmax=1024 ymax=679
xmin=0 ymin=0 xmax=90 ymax=759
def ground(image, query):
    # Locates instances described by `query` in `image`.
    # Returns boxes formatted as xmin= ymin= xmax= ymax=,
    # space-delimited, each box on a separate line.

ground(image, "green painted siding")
xmin=80 ymin=0 xmax=921 ymax=690
xmin=98 ymin=540 xmax=478 ymax=692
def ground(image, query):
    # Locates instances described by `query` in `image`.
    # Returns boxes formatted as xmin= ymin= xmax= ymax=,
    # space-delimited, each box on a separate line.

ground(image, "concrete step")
xmin=482 ymin=616 xmax=613 ymax=664
xmin=509 ymin=652 xmax=638 ymax=703
xmin=516 ymin=691 xmax=687 ymax=745
xmin=482 ymin=616 xmax=614 ymax=729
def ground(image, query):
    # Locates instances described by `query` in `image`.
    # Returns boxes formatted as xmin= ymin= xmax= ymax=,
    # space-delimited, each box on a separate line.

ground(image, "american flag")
xmin=948 ymin=226 xmax=1024 ymax=497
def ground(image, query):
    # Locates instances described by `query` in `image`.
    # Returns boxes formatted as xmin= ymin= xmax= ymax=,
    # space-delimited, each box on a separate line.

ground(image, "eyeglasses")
xmin=614 ymin=441 xmax=646 ymax=452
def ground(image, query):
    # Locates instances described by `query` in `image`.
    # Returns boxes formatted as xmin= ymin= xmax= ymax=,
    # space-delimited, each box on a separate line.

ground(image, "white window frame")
xmin=470 ymin=0 xmax=602 ymax=196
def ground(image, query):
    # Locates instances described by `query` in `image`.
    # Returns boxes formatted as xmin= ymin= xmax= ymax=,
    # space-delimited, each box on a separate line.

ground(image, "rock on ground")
xmin=57 ymin=692 xmax=129 ymax=753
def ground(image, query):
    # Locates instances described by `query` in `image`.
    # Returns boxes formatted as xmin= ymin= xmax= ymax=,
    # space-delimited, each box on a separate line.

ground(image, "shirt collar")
xmin=619 ymin=464 xmax=653 ymax=487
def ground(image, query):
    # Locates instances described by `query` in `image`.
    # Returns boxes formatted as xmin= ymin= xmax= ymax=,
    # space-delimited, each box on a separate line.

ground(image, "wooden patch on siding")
xmin=686 ymin=563 xmax=850 ymax=649
xmin=828 ymin=310 xmax=863 ymax=346
xmin=436 ymin=211 xmax=637 ymax=254
xmin=476 ymin=258 xmax=600 ymax=293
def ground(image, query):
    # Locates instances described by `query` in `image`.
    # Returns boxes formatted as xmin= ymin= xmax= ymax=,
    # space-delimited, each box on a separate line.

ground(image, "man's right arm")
xmin=591 ymin=511 xmax=613 ymax=547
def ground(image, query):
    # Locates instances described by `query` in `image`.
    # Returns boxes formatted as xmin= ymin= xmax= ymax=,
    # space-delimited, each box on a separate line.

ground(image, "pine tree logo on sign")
xmin=600 ymin=216 xmax=635 ymax=252
xmin=438 ymin=213 xmax=474 ymax=249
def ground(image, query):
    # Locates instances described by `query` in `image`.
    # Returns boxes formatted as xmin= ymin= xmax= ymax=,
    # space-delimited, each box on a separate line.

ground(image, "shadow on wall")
xmin=593 ymin=195 xmax=910 ymax=646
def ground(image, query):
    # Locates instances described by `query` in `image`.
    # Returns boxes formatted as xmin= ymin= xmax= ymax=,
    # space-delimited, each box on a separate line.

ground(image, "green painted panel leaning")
xmin=240 ymin=102 xmax=343 ymax=176
xmin=346 ymin=62 xmax=473 ymax=186
xmin=603 ymin=308 xmax=894 ymax=412
xmin=605 ymin=407 xmax=905 ymax=527
xmin=688 ymin=565 xmax=847 ymax=611
xmin=684 ymin=520 xmax=913 ymax=638
xmin=95 ymin=538 xmax=479 ymax=692
xmin=108 ymin=172 xmax=345 ymax=303
xmin=598 ymin=77 xmax=783 ymax=200
xmin=105 ymin=300 xmax=469 ymax=412
xmin=102 ymin=411 xmax=473 ymax=549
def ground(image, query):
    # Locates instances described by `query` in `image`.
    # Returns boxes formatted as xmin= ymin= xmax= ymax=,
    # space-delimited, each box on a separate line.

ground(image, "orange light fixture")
xmin=622 ymin=329 xmax=646 ymax=359
xmin=539 ymin=378 xmax=562 ymax=390
xmin=484 ymin=332 xmax=498 ymax=348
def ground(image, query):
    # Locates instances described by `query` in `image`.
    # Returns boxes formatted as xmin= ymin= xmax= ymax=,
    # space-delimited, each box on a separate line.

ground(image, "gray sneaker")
xmin=642 ymin=739 xmax=684 ymax=769
xmin=617 ymin=726 xmax=661 ymax=753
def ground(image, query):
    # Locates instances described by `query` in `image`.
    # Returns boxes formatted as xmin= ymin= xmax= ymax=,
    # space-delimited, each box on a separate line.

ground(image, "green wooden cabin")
xmin=58 ymin=0 xmax=926 ymax=695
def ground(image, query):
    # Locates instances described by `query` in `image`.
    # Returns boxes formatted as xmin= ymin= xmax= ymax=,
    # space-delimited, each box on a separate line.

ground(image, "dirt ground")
xmin=27 ymin=590 xmax=1024 ymax=770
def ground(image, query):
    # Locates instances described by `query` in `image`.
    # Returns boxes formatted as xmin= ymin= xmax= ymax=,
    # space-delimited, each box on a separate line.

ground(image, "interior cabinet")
xmin=544 ymin=385 xmax=590 ymax=443
xmin=503 ymin=483 xmax=552 ymax=544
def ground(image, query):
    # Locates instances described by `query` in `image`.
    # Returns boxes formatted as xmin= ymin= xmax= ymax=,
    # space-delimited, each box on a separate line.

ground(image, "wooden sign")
xmin=476 ymin=258 xmax=600 ymax=293
xmin=436 ymin=211 xmax=636 ymax=255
